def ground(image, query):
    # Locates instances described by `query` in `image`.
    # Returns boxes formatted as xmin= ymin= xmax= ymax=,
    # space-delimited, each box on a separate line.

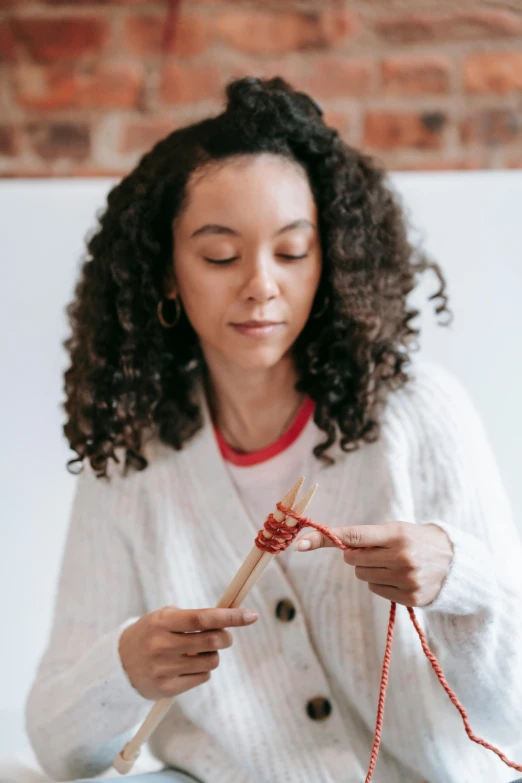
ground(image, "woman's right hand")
xmin=118 ymin=606 xmax=259 ymax=701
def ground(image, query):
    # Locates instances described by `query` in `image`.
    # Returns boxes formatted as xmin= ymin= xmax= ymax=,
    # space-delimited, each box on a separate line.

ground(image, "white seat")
xmin=0 ymin=744 xmax=164 ymax=782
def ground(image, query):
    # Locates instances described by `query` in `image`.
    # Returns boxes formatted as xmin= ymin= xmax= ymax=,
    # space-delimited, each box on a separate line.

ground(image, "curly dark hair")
xmin=63 ymin=75 xmax=452 ymax=479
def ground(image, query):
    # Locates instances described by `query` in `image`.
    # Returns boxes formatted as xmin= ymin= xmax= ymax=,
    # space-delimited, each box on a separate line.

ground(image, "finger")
xmin=179 ymin=651 xmax=221 ymax=675
xmin=294 ymin=528 xmax=346 ymax=551
xmin=295 ymin=522 xmax=398 ymax=552
xmin=354 ymin=567 xmax=407 ymax=588
xmin=158 ymin=607 xmax=258 ymax=633
xmin=175 ymin=629 xmax=233 ymax=655
xmin=368 ymin=583 xmax=414 ymax=607
xmin=343 ymin=548 xmax=393 ymax=568
xmin=155 ymin=650 xmax=220 ymax=678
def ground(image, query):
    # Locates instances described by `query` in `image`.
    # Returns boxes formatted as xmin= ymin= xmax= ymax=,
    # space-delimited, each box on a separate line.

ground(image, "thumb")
xmin=293 ymin=527 xmax=347 ymax=551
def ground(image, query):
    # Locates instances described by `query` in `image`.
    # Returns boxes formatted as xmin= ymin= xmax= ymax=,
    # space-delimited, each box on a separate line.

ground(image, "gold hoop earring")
xmin=158 ymin=297 xmax=181 ymax=328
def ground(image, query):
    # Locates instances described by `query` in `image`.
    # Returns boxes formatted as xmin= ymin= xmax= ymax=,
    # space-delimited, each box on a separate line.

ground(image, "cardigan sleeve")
xmin=400 ymin=361 xmax=522 ymax=749
xmin=25 ymin=458 xmax=154 ymax=781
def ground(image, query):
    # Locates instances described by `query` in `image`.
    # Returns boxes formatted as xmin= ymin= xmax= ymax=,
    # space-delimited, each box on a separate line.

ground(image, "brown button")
xmin=306 ymin=696 xmax=332 ymax=721
xmin=275 ymin=599 xmax=296 ymax=622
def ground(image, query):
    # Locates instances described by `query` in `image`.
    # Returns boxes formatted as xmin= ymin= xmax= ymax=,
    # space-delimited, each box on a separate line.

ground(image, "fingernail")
xmin=295 ymin=540 xmax=311 ymax=551
xmin=242 ymin=610 xmax=258 ymax=623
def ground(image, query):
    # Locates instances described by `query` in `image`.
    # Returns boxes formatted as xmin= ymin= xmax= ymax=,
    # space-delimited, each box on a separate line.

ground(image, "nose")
xmin=241 ymin=257 xmax=279 ymax=303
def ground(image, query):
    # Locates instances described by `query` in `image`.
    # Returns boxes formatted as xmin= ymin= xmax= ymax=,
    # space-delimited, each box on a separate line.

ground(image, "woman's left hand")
xmin=294 ymin=521 xmax=454 ymax=607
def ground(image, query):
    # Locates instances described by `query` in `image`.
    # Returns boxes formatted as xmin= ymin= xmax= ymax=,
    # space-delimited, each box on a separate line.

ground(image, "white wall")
xmin=1 ymin=172 xmax=521 ymax=758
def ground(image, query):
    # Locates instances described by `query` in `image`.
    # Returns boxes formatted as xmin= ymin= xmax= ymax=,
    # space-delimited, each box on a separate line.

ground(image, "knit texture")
xmin=25 ymin=361 xmax=522 ymax=783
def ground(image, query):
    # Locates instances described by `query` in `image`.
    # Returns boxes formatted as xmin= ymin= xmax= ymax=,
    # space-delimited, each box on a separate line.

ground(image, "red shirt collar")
xmin=213 ymin=396 xmax=315 ymax=467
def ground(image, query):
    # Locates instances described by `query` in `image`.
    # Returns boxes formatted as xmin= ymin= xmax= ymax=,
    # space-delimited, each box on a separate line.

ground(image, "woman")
xmin=25 ymin=76 xmax=522 ymax=783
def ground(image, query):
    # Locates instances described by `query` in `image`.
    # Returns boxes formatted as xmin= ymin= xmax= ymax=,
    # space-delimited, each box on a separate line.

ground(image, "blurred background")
xmin=1 ymin=1 xmax=522 ymax=780
xmin=1 ymin=0 xmax=522 ymax=174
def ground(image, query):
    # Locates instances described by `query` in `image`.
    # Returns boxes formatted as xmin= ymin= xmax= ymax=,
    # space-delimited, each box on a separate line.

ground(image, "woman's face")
xmin=169 ymin=153 xmax=322 ymax=371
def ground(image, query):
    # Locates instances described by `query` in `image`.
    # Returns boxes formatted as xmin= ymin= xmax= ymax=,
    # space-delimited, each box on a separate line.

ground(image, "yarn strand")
xmin=406 ymin=606 xmax=522 ymax=771
xmin=254 ymin=502 xmax=522 ymax=782
xmin=364 ymin=601 xmax=396 ymax=783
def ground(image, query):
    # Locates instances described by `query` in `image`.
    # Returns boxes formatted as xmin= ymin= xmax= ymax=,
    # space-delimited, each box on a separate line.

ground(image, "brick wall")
xmin=1 ymin=0 xmax=521 ymax=177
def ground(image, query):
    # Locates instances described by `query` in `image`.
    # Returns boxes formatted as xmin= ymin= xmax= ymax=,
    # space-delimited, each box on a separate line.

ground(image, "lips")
xmin=232 ymin=320 xmax=281 ymax=327
xmin=229 ymin=320 xmax=284 ymax=338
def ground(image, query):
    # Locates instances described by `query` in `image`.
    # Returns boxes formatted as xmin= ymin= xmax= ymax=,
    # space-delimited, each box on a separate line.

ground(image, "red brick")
xmin=165 ymin=11 xmax=210 ymax=57
xmin=14 ymin=65 xmax=79 ymax=111
xmin=111 ymin=0 xmax=166 ymax=4
xmin=0 ymin=171 xmax=45 ymax=179
xmin=0 ymin=21 xmax=18 ymax=63
xmin=215 ymin=10 xmax=328 ymax=54
xmin=15 ymin=17 xmax=108 ymax=63
xmin=505 ymin=156 xmax=522 ymax=169
xmin=161 ymin=63 xmax=222 ymax=105
xmin=0 ymin=125 xmax=19 ymax=156
xmin=381 ymin=55 xmax=451 ymax=95
xmin=120 ymin=118 xmax=177 ymax=154
xmin=188 ymin=0 xmax=292 ymax=4
xmin=39 ymin=0 xmax=163 ymax=4
xmin=392 ymin=157 xmax=485 ymax=172
xmin=463 ymin=52 xmax=522 ymax=94
xmin=13 ymin=62 xmax=144 ymax=111
xmin=320 ymin=7 xmax=360 ymax=48
xmin=322 ymin=109 xmax=352 ymax=137
xmin=123 ymin=15 xmax=161 ymax=55
xmin=195 ymin=0 xmax=287 ymax=4
xmin=124 ymin=12 xmax=210 ymax=58
xmin=374 ymin=10 xmax=522 ymax=44
xmin=276 ymin=57 xmax=374 ymax=99
xmin=63 ymin=166 xmax=127 ymax=177
xmin=364 ymin=111 xmax=447 ymax=150
xmin=25 ymin=122 xmax=91 ymax=161
xmin=460 ymin=109 xmax=521 ymax=146
xmin=37 ymin=0 xmax=118 ymax=4
xmin=227 ymin=60 xmax=278 ymax=83
xmin=214 ymin=7 xmax=361 ymax=54
xmin=82 ymin=63 xmax=144 ymax=108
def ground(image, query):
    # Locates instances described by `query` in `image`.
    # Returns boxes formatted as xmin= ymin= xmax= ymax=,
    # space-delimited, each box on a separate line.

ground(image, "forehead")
xmin=176 ymin=153 xmax=317 ymax=234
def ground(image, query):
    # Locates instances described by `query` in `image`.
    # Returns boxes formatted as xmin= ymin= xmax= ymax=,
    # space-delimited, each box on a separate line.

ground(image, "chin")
xmin=225 ymin=345 xmax=288 ymax=371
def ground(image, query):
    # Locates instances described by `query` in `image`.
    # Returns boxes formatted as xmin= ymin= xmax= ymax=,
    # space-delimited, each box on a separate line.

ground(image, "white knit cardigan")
xmin=25 ymin=360 xmax=522 ymax=783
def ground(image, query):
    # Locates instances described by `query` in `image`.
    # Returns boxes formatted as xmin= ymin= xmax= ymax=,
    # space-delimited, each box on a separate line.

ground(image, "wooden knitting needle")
xmin=217 ymin=476 xmax=304 ymax=608
xmin=231 ymin=483 xmax=317 ymax=608
xmin=113 ymin=477 xmax=308 ymax=774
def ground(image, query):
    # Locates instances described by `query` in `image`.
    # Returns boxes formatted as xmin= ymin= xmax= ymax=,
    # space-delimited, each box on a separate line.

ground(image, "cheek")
xmin=176 ymin=269 xmax=230 ymax=336
xmin=286 ymin=261 xmax=321 ymax=315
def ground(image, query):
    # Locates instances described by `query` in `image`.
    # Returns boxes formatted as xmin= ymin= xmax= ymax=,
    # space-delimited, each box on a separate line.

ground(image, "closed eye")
xmin=203 ymin=254 xmax=308 ymax=265
xmin=204 ymin=256 xmax=238 ymax=265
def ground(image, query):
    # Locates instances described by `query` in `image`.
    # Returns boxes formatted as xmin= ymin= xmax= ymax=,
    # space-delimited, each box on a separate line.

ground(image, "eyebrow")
xmin=189 ymin=219 xmax=315 ymax=239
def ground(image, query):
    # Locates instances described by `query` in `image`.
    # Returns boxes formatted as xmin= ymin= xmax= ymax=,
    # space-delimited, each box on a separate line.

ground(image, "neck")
xmin=202 ymin=351 xmax=304 ymax=454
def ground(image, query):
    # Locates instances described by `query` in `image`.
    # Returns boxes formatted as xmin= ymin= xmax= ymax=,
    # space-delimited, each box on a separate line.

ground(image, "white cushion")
xmin=0 ymin=745 xmax=164 ymax=782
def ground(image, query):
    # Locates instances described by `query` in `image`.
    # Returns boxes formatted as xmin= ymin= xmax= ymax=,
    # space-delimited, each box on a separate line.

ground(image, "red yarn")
xmin=254 ymin=502 xmax=522 ymax=782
